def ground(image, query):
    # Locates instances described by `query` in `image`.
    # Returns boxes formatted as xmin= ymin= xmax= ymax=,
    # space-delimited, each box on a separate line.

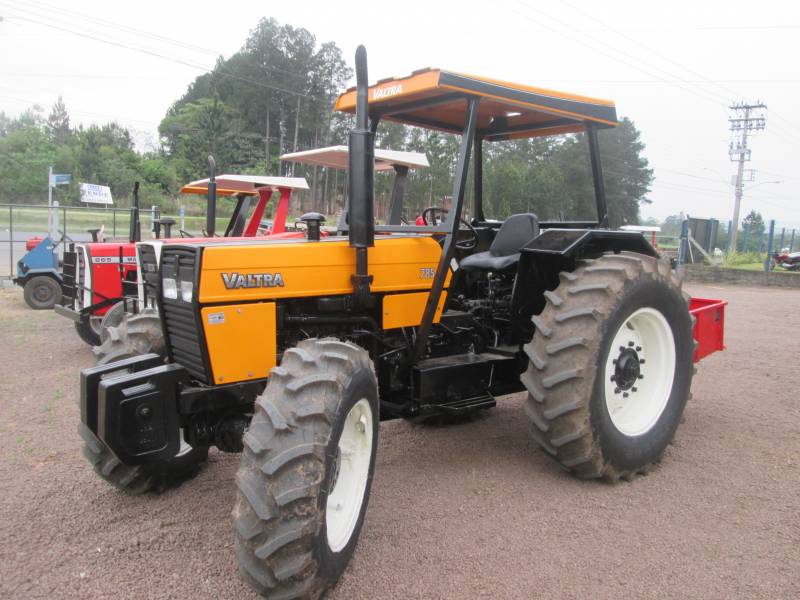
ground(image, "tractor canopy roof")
xmin=281 ymin=145 xmax=429 ymax=171
xmin=334 ymin=68 xmax=617 ymax=141
xmin=180 ymin=175 xmax=309 ymax=197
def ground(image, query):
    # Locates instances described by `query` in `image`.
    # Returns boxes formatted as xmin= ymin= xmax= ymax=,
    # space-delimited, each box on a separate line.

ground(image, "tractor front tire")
xmin=93 ymin=308 xmax=165 ymax=364
xmin=233 ymin=338 xmax=379 ymax=599
xmin=23 ymin=275 xmax=62 ymax=309
xmin=74 ymin=314 xmax=102 ymax=346
xmin=521 ymin=252 xmax=694 ymax=481
xmin=79 ymin=422 xmax=208 ymax=495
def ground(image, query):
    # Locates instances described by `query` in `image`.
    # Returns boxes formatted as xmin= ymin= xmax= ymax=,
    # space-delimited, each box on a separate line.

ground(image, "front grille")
xmin=75 ymin=246 xmax=87 ymax=309
xmin=137 ymin=243 xmax=160 ymax=305
xmin=160 ymin=248 xmax=209 ymax=383
xmin=61 ymin=245 xmax=77 ymax=306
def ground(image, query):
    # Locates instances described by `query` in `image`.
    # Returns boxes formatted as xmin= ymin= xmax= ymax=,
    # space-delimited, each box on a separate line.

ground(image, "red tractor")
xmin=56 ymin=164 xmax=309 ymax=346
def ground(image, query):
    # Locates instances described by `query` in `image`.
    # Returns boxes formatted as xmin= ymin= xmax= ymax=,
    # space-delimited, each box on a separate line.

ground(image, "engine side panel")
xmin=201 ymin=302 xmax=277 ymax=385
xmin=197 ymin=236 xmax=451 ymax=304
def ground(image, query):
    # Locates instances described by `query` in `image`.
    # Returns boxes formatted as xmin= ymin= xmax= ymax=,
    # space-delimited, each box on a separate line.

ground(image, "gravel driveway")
xmin=0 ymin=283 xmax=797 ymax=599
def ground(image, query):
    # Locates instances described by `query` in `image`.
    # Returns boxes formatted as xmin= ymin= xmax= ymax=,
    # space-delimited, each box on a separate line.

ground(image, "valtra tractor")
xmin=78 ymin=47 xmax=726 ymax=599
xmin=93 ymin=146 xmax=428 ymax=364
xmin=57 ymin=163 xmax=308 ymax=347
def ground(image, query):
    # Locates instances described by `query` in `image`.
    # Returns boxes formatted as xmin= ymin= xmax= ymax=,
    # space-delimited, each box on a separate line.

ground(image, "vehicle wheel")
xmin=233 ymin=338 xmax=378 ymax=599
xmin=78 ymin=422 xmax=208 ymax=495
xmin=74 ymin=314 xmax=103 ymax=346
xmin=23 ymin=275 xmax=62 ymax=309
xmin=93 ymin=308 xmax=165 ymax=364
xmin=521 ymin=251 xmax=694 ymax=481
xmin=98 ymin=301 xmax=127 ymax=343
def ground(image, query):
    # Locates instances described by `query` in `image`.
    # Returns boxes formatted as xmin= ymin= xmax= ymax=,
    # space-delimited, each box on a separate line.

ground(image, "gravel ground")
xmin=0 ymin=283 xmax=798 ymax=600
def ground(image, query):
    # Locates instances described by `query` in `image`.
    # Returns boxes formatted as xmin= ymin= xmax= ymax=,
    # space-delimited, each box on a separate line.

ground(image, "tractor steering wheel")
xmin=179 ymin=229 xmax=193 ymax=238
xmin=420 ymin=206 xmax=479 ymax=251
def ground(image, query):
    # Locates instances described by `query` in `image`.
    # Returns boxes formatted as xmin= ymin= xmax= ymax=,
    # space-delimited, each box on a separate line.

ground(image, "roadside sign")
xmin=50 ymin=173 xmax=71 ymax=186
xmin=79 ymin=183 xmax=113 ymax=205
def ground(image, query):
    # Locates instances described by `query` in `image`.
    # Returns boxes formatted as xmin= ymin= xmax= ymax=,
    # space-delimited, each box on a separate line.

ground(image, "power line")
xmin=5 ymin=0 xmax=325 ymax=89
xmin=498 ymin=0 xmax=732 ymax=107
xmin=12 ymin=0 xmax=221 ymax=57
xmin=0 ymin=8 xmax=332 ymax=104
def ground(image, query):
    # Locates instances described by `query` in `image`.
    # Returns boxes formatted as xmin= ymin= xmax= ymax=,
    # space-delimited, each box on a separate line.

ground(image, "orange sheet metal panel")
xmin=198 ymin=236 xmax=451 ymax=304
xmin=382 ymin=291 xmax=447 ymax=330
xmin=201 ymin=302 xmax=276 ymax=384
xmin=335 ymin=69 xmax=442 ymax=111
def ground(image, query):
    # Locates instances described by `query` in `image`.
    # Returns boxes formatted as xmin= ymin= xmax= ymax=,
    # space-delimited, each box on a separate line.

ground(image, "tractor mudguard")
xmin=521 ymin=228 xmax=659 ymax=259
xmin=509 ymin=229 xmax=660 ymax=336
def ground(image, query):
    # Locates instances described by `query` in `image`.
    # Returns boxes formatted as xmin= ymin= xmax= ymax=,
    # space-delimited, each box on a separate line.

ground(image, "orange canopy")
xmin=335 ymin=68 xmax=617 ymax=140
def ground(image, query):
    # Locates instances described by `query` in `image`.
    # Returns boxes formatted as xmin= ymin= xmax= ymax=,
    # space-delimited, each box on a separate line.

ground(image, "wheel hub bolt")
xmin=610 ymin=375 xmax=616 ymax=382
xmin=639 ymin=359 xmax=646 ymax=364
xmin=614 ymin=387 xmax=621 ymax=394
xmin=628 ymin=341 xmax=634 ymax=347
xmin=635 ymin=345 xmax=642 ymax=352
xmin=623 ymin=392 xmax=629 ymax=398
xmin=632 ymin=387 xmax=638 ymax=393
xmin=638 ymin=374 xmax=644 ymax=379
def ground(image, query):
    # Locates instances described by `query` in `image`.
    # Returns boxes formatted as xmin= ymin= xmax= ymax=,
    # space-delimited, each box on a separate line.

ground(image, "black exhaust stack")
xmin=206 ymin=155 xmax=217 ymax=236
xmin=348 ymin=45 xmax=375 ymax=307
xmin=129 ymin=181 xmax=141 ymax=243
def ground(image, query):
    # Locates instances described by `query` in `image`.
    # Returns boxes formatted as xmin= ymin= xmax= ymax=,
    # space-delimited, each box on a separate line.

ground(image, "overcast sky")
xmin=1 ymin=0 xmax=799 ymax=229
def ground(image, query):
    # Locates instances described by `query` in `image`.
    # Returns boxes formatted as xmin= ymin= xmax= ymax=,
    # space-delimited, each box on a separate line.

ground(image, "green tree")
xmin=47 ymin=96 xmax=72 ymax=144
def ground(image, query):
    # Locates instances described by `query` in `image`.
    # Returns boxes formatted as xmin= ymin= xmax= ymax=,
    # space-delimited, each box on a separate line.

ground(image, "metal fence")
xmin=677 ymin=215 xmax=799 ymax=271
xmin=0 ymin=203 xmax=147 ymax=279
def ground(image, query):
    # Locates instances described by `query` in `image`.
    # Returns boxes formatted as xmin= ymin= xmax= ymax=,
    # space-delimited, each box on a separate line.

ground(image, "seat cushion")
xmin=459 ymin=250 xmax=521 ymax=271
xmin=489 ymin=213 xmax=539 ymax=257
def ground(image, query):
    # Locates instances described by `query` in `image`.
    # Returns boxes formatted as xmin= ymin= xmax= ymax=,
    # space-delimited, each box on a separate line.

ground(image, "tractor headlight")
xmin=163 ymin=277 xmax=178 ymax=299
xmin=180 ymin=280 xmax=193 ymax=302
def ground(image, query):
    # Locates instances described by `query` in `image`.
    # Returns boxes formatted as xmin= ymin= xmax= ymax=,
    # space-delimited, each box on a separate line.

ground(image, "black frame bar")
xmin=586 ymin=122 xmax=609 ymax=227
xmin=387 ymin=165 xmax=408 ymax=225
xmin=473 ymin=135 xmax=484 ymax=221
xmin=412 ymin=97 xmax=480 ymax=361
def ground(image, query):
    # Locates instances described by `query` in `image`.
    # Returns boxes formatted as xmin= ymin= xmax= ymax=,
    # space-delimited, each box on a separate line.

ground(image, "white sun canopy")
xmin=280 ymin=145 xmax=429 ymax=172
xmin=180 ymin=174 xmax=309 ymax=196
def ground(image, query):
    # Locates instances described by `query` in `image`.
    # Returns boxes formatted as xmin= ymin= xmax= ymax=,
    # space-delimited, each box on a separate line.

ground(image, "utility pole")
xmin=728 ymin=101 xmax=766 ymax=252
xmin=265 ymin=109 xmax=270 ymax=174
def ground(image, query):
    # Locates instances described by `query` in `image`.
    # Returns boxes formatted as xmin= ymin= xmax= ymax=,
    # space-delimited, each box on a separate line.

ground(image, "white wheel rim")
xmin=90 ymin=316 xmax=103 ymax=336
xmin=604 ymin=307 xmax=676 ymax=437
xmin=326 ymin=398 xmax=373 ymax=553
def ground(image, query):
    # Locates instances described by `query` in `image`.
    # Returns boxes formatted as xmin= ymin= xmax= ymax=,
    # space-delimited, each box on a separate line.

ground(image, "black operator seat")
xmin=460 ymin=213 xmax=539 ymax=271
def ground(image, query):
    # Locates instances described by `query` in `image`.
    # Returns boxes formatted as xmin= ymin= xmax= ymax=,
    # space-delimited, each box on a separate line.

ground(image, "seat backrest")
xmin=489 ymin=213 xmax=539 ymax=257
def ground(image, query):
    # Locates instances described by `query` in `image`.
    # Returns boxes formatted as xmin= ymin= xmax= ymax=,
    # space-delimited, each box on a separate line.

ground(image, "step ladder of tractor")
xmin=62 ymin=251 xmax=77 ymax=300
xmin=429 ymin=392 xmax=497 ymax=415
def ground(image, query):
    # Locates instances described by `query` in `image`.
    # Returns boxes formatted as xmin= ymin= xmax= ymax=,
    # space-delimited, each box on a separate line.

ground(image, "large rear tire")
xmin=78 ymin=422 xmax=208 ymax=495
xmin=233 ymin=338 xmax=378 ymax=599
xmin=93 ymin=308 xmax=165 ymax=365
xmin=521 ymin=252 xmax=694 ymax=481
xmin=23 ymin=275 xmax=62 ymax=309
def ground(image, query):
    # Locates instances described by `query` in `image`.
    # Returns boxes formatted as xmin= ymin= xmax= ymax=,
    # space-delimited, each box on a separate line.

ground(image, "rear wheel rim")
xmin=326 ymin=398 xmax=373 ymax=553
xmin=604 ymin=307 xmax=676 ymax=437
